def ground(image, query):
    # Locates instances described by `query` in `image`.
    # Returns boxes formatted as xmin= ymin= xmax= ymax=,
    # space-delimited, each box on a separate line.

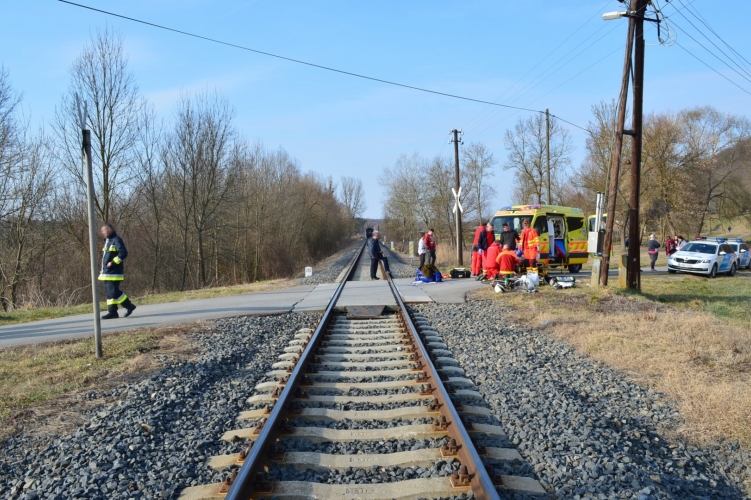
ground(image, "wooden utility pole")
xmin=626 ymin=0 xmax=648 ymax=291
xmin=545 ymin=109 xmax=551 ymax=204
xmin=450 ymin=129 xmax=464 ymax=265
xmin=600 ymin=0 xmax=637 ymax=286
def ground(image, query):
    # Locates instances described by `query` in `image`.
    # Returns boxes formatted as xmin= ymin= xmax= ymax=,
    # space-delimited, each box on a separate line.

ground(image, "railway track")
xmin=179 ymin=241 xmax=546 ymax=499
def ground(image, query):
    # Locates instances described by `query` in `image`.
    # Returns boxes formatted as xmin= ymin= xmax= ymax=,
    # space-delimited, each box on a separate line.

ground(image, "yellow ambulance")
xmin=490 ymin=204 xmax=589 ymax=273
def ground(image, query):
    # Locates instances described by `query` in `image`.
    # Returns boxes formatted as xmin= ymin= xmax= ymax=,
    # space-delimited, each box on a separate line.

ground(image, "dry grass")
xmin=482 ymin=279 xmax=751 ymax=448
xmin=0 ymin=323 xmax=198 ymax=442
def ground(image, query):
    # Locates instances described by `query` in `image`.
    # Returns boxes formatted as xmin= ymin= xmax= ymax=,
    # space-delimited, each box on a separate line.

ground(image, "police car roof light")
xmin=716 ymin=237 xmax=726 ymax=243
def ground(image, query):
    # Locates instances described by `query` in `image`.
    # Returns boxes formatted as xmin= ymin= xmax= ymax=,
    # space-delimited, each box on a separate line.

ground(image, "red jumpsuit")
xmin=483 ymin=242 xmax=502 ymax=280
xmin=471 ymin=225 xmax=484 ymax=275
xmin=520 ymin=227 xmax=539 ymax=268
xmin=496 ymin=249 xmax=519 ymax=276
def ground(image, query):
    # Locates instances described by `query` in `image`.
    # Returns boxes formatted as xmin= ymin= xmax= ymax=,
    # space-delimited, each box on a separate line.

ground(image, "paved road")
xmin=0 ymin=285 xmax=316 ymax=349
xmin=1 ymin=264 xmax=698 ymax=349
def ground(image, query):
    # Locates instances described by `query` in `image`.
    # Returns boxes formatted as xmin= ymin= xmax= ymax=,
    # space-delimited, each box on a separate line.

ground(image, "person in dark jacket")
xmin=647 ymin=233 xmax=661 ymax=272
xmin=499 ymin=223 xmax=520 ymax=250
xmin=367 ymin=231 xmax=392 ymax=280
xmin=99 ymin=223 xmax=136 ymax=319
xmin=477 ymin=222 xmax=495 ymax=253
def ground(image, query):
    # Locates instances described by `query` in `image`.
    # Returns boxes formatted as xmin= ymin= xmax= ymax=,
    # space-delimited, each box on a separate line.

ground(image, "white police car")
xmin=727 ymin=239 xmax=751 ymax=269
xmin=667 ymin=237 xmax=738 ymax=278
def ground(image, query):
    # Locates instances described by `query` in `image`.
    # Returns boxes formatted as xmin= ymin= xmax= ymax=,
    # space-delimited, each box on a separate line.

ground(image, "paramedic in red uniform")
xmin=471 ymin=222 xmax=485 ymax=276
xmin=496 ymin=244 xmax=519 ymax=278
xmin=482 ymin=241 xmax=502 ymax=280
xmin=520 ymin=219 xmax=539 ymax=269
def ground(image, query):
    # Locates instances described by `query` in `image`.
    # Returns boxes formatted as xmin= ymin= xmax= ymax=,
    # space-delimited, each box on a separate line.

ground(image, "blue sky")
xmin=2 ymin=1 xmax=751 ymax=218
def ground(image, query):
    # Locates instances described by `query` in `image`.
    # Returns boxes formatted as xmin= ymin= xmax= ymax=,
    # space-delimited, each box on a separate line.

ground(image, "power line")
xmin=461 ymin=0 xmax=613 ymax=131
xmin=679 ymin=0 xmax=751 ymax=73
xmin=668 ymin=18 xmax=751 ymax=85
xmin=673 ymin=41 xmax=751 ymax=96
xmin=468 ymin=21 xmax=621 ymax=133
xmin=670 ymin=4 xmax=751 ymax=80
xmin=473 ymin=42 xmax=627 ymax=139
xmin=57 ymin=0 xmax=543 ymax=114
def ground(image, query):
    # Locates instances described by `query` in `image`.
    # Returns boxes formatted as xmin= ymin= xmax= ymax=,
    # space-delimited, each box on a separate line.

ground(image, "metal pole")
xmin=82 ymin=129 xmax=103 ymax=357
xmin=600 ymin=2 xmax=636 ymax=287
xmin=626 ymin=0 xmax=647 ymax=291
xmin=545 ymin=109 xmax=551 ymax=205
xmin=452 ymin=129 xmax=463 ymax=265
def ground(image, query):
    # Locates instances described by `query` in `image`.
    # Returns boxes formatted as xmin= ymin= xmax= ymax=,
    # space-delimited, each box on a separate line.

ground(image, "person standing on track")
xmin=99 ymin=223 xmax=136 ymax=319
xmin=368 ymin=230 xmax=392 ymax=280
xmin=520 ymin=219 xmax=539 ymax=269
xmin=471 ymin=222 xmax=485 ymax=276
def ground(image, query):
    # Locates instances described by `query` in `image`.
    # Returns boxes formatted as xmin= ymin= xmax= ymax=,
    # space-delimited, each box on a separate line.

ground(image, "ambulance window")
xmin=568 ymin=217 xmax=584 ymax=232
xmin=533 ymin=216 xmax=547 ymax=235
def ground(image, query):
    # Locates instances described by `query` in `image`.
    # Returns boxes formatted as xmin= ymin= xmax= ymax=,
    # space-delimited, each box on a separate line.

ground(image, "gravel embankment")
xmin=294 ymin=242 xmax=362 ymax=286
xmin=0 ymin=313 xmax=319 ymax=500
xmin=412 ymin=301 xmax=751 ymax=500
xmin=381 ymin=245 xmax=418 ymax=279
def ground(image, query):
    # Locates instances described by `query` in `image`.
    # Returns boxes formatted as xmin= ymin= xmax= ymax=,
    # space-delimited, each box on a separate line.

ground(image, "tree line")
xmin=0 ymin=30 xmax=364 ymax=311
xmin=380 ymin=101 xmax=751 ymax=253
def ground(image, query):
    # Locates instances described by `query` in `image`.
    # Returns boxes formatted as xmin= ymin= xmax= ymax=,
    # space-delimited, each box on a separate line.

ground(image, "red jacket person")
xmin=496 ymin=244 xmax=519 ymax=276
xmin=471 ymin=223 xmax=485 ymax=276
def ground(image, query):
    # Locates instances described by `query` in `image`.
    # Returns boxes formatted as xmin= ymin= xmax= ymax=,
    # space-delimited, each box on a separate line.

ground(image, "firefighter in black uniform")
xmin=99 ymin=223 xmax=136 ymax=319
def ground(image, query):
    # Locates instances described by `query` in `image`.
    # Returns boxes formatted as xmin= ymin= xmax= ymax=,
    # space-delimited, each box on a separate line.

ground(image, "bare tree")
xmin=0 ymin=67 xmax=22 ymax=222
xmin=339 ymin=176 xmax=366 ymax=220
xmin=53 ymin=28 xmax=143 ymax=224
xmin=461 ymin=142 xmax=497 ymax=224
xmin=0 ymin=129 xmax=55 ymax=310
xmin=679 ymin=107 xmax=751 ymax=236
xmin=133 ymin=104 xmax=165 ymax=291
xmin=503 ymin=113 xmax=573 ymax=204
xmin=163 ymin=91 xmax=235 ymax=288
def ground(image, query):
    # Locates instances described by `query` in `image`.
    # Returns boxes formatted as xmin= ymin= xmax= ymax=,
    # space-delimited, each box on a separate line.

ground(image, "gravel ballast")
xmin=0 ymin=313 xmax=318 ymax=500
xmin=412 ymin=301 xmax=751 ymax=500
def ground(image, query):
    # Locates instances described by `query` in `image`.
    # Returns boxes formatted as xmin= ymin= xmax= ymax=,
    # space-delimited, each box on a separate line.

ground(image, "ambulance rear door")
xmin=546 ymin=214 xmax=567 ymax=265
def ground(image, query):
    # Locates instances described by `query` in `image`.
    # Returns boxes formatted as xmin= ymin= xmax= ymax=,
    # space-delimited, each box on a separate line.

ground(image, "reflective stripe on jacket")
xmin=98 ymin=234 xmax=128 ymax=281
xmin=520 ymin=228 xmax=539 ymax=260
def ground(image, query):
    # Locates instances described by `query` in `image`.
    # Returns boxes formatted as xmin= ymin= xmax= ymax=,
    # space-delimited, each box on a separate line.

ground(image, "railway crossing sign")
xmin=452 ymin=186 xmax=463 ymax=214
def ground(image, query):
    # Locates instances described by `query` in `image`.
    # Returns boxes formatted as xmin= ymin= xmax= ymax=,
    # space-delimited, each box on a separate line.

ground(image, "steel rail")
xmin=224 ymin=241 xmax=366 ymax=500
xmin=383 ymin=270 xmax=501 ymax=500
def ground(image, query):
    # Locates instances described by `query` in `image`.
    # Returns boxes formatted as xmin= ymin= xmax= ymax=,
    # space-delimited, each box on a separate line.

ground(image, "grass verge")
xmin=0 ymin=279 xmax=291 ymax=327
xmin=0 ymin=323 xmax=198 ymax=442
xmin=481 ymin=273 xmax=751 ymax=448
